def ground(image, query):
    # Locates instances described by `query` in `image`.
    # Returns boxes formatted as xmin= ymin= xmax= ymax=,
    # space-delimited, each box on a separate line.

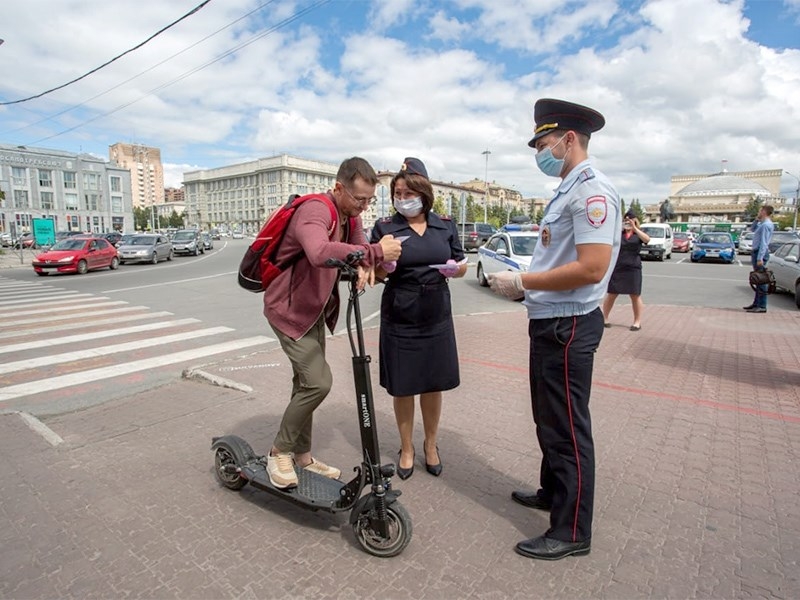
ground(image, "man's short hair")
xmin=337 ymin=157 xmax=378 ymax=187
xmin=762 ymin=205 xmax=774 ymax=216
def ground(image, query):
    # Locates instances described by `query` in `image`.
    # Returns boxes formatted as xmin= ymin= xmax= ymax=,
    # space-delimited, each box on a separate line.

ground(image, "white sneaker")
xmin=303 ymin=458 xmax=341 ymax=480
xmin=267 ymin=452 xmax=298 ymax=489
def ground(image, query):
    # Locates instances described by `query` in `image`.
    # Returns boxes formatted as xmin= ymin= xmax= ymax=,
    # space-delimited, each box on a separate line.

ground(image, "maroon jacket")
xmin=263 ymin=193 xmax=385 ymax=340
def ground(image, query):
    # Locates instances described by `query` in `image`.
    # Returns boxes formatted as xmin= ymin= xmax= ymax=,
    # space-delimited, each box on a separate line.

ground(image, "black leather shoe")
xmin=396 ymin=449 xmax=414 ymax=480
xmin=742 ymin=304 xmax=756 ymax=310
xmin=515 ymin=535 xmax=591 ymax=560
xmin=423 ymin=442 xmax=442 ymax=476
xmin=745 ymin=307 xmax=767 ymax=313
xmin=511 ymin=490 xmax=552 ymax=511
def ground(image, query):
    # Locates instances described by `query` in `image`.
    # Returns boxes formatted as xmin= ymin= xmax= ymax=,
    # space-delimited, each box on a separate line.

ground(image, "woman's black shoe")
xmin=424 ymin=442 xmax=442 ymax=477
xmin=396 ymin=449 xmax=414 ymax=480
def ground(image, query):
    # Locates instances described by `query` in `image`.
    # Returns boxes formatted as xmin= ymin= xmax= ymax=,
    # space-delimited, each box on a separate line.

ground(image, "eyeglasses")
xmin=340 ymin=184 xmax=376 ymax=206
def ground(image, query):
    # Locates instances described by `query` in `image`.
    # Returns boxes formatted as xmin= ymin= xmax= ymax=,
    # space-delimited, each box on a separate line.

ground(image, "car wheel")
xmin=795 ymin=282 xmax=800 ymax=309
xmin=477 ymin=263 xmax=489 ymax=287
xmin=151 ymin=252 xmax=159 ymax=265
xmin=76 ymin=259 xmax=88 ymax=274
xmin=167 ymin=250 xmax=173 ymax=261
xmin=109 ymin=256 xmax=120 ymax=270
xmin=690 ymin=257 xmax=699 ymax=263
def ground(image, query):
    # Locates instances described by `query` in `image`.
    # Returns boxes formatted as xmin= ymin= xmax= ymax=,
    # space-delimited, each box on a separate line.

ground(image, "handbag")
xmin=748 ymin=269 xmax=776 ymax=294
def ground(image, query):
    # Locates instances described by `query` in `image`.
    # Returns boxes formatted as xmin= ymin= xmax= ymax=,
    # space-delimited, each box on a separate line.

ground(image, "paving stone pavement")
xmin=1 ymin=287 xmax=799 ymax=598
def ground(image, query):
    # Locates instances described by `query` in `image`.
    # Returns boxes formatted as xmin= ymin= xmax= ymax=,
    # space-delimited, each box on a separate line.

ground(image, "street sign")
xmin=32 ymin=217 xmax=56 ymax=247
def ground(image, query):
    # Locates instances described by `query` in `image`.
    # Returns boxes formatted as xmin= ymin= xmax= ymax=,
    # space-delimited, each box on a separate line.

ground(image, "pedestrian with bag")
xmin=743 ymin=205 xmax=774 ymax=313
xmin=370 ymin=157 xmax=467 ymax=480
xmin=263 ymin=157 xmax=403 ymax=489
xmin=602 ymin=210 xmax=650 ymax=331
xmin=489 ymin=99 xmax=621 ymax=560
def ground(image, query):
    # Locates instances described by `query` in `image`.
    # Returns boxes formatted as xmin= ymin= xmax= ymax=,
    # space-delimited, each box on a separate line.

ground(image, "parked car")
xmin=13 ymin=232 xmax=37 ymax=249
xmin=690 ymin=232 xmax=736 ymax=264
xmin=457 ymin=222 xmax=495 ymax=252
xmin=98 ymin=231 xmax=123 ymax=246
xmin=231 ymin=231 xmax=244 ymax=239
xmin=171 ymin=229 xmax=205 ymax=256
xmin=767 ymin=230 xmax=800 ymax=253
xmin=770 ymin=239 xmax=800 ymax=309
xmin=116 ymin=233 xmax=136 ymax=248
xmin=639 ymin=223 xmax=673 ymax=261
xmin=32 ymin=237 xmax=120 ymax=275
xmin=201 ymin=232 xmax=214 ymax=250
xmin=672 ymin=231 xmax=693 ymax=253
xmin=117 ymin=234 xmax=173 ymax=265
xmin=477 ymin=227 xmax=539 ymax=289
xmin=0 ymin=232 xmax=11 ymax=247
xmin=737 ymin=232 xmax=755 ymax=255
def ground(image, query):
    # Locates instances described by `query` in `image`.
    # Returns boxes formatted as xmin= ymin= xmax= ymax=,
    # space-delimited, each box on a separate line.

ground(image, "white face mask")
xmin=393 ymin=197 xmax=423 ymax=218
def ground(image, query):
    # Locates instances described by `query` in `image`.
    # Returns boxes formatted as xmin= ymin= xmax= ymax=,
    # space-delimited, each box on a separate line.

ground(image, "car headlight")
xmin=58 ymin=256 xmax=75 ymax=263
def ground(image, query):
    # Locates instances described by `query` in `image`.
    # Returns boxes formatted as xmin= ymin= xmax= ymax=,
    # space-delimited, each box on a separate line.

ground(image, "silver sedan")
xmin=770 ymin=239 xmax=800 ymax=309
xmin=117 ymin=234 xmax=174 ymax=265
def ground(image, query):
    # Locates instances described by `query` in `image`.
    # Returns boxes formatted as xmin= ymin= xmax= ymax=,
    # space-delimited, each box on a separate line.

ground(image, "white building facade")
xmin=0 ymin=143 xmax=133 ymax=236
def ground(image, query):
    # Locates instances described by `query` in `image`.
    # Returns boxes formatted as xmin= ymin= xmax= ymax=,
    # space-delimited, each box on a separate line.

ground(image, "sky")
xmin=1 ymin=0 xmax=799 ymax=205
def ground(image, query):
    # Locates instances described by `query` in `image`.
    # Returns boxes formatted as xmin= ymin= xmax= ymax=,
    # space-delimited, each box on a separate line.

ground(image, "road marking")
xmin=0 ymin=318 xmax=200 ymax=354
xmin=0 ymin=306 xmax=151 ymax=328
xmin=0 ymin=311 xmax=174 ymax=339
xmin=15 ymin=412 xmax=63 ymax=446
xmin=0 ymin=326 xmax=235 ymax=375
xmin=0 ymin=336 xmax=273 ymax=403
xmin=0 ymin=293 xmax=93 ymax=306
xmin=102 ymin=270 xmax=237 ymax=293
xmin=3 ymin=299 xmax=126 ymax=318
xmin=0 ymin=288 xmax=81 ymax=299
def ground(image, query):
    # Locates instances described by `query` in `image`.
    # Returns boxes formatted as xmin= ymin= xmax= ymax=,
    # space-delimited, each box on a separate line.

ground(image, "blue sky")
xmin=1 ymin=0 xmax=799 ymax=204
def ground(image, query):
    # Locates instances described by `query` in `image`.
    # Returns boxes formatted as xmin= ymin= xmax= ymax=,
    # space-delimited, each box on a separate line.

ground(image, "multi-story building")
xmin=183 ymin=154 xmax=341 ymax=233
xmin=109 ymin=143 xmax=164 ymax=209
xmin=0 ymin=143 xmax=133 ymax=235
xmin=165 ymin=187 xmax=184 ymax=204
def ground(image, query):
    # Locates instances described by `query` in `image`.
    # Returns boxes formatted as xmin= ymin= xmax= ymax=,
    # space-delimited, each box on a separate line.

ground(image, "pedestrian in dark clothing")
xmin=602 ymin=210 xmax=651 ymax=330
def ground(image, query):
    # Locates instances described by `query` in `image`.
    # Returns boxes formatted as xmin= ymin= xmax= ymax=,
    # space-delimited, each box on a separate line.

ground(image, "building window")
xmin=38 ymin=169 xmax=53 ymax=187
xmin=297 ymin=172 xmax=307 ymax=183
xmin=267 ymin=172 xmax=278 ymax=183
xmin=111 ymin=195 xmax=123 ymax=213
xmin=68 ymin=215 xmax=80 ymax=231
xmin=14 ymin=190 xmax=29 ymax=208
xmin=83 ymin=172 xmax=100 ymax=191
xmin=12 ymin=167 xmax=27 ymax=186
xmin=84 ymin=193 xmax=99 ymax=211
xmin=110 ymin=176 xmax=121 ymax=192
xmin=40 ymin=191 xmax=55 ymax=210
xmin=65 ymin=193 xmax=79 ymax=211
xmin=63 ymin=172 xmax=77 ymax=189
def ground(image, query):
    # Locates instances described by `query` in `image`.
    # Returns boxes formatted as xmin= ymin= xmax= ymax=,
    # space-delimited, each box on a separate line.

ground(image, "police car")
xmin=477 ymin=224 xmax=539 ymax=287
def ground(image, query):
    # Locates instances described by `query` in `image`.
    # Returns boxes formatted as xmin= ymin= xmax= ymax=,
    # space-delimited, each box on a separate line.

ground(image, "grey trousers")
xmin=271 ymin=316 xmax=333 ymax=454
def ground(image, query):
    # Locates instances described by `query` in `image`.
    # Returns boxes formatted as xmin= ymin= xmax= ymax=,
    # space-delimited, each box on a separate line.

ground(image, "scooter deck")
xmin=243 ymin=461 xmax=348 ymax=510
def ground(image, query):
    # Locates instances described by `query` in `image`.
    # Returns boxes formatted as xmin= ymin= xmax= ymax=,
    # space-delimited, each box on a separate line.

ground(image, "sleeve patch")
xmin=585 ymin=196 xmax=607 ymax=228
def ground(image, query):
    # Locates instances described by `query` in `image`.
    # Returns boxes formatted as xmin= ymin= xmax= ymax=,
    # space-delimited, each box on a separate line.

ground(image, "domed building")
xmin=644 ymin=169 xmax=784 ymax=224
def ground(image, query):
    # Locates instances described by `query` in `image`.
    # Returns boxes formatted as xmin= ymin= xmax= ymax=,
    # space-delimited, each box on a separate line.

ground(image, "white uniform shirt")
xmin=523 ymin=159 xmax=621 ymax=319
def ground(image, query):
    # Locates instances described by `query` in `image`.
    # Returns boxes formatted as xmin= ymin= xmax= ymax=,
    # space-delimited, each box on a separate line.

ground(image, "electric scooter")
xmin=211 ymin=251 xmax=412 ymax=557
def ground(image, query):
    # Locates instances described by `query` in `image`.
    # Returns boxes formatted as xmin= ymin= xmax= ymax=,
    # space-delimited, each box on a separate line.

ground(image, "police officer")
xmin=489 ymin=99 xmax=621 ymax=560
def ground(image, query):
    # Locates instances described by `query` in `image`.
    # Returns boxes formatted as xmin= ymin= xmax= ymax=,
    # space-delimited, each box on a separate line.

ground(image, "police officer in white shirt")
xmin=489 ymin=98 xmax=621 ymax=561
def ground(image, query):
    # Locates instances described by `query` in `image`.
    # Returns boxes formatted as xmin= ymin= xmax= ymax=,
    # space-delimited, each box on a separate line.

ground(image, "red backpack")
xmin=238 ymin=194 xmax=351 ymax=293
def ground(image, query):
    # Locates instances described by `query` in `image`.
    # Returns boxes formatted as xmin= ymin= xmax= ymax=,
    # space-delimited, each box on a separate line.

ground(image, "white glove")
xmin=438 ymin=259 xmax=459 ymax=278
xmin=488 ymin=271 xmax=525 ymax=300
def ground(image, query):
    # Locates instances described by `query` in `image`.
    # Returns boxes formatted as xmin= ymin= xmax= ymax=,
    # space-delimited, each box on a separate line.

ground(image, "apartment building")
xmin=109 ymin=143 xmax=165 ymax=209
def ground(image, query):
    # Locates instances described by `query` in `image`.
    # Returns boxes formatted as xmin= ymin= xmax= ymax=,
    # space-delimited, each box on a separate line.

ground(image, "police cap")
xmin=400 ymin=157 xmax=429 ymax=180
xmin=528 ymin=98 xmax=605 ymax=147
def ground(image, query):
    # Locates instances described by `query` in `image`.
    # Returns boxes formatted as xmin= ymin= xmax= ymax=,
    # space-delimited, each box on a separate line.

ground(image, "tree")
xmin=168 ymin=210 xmax=184 ymax=228
xmin=629 ymin=198 xmax=644 ymax=222
xmin=743 ymin=198 xmax=762 ymax=221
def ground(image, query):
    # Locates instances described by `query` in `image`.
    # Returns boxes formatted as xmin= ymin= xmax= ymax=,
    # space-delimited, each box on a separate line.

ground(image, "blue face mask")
xmin=393 ymin=197 xmax=423 ymax=218
xmin=535 ymin=134 xmax=567 ymax=178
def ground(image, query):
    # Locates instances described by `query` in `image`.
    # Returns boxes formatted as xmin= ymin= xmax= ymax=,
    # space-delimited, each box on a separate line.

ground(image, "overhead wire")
xmin=25 ymin=0 xmax=332 ymax=146
xmin=1 ymin=0 xmax=280 ymax=136
xmin=0 ymin=0 xmax=213 ymax=106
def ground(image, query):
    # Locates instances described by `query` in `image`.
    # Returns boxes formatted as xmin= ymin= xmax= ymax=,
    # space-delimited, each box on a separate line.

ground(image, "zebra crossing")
xmin=0 ymin=276 xmax=275 ymax=409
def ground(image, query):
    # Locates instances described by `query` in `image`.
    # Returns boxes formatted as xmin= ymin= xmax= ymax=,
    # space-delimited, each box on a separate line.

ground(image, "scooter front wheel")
xmin=352 ymin=501 xmax=412 ymax=557
xmin=213 ymin=435 xmax=256 ymax=491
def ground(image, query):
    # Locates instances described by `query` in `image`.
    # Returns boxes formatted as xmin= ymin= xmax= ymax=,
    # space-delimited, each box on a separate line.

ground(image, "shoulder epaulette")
xmin=578 ymin=168 xmax=596 ymax=182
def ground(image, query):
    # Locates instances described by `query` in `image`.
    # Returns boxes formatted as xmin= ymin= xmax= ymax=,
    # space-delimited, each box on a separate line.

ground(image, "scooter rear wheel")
xmin=352 ymin=501 xmax=412 ymax=557
xmin=213 ymin=436 xmax=256 ymax=491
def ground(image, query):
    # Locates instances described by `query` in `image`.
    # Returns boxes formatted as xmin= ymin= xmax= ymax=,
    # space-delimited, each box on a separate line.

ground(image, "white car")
xmin=477 ymin=226 xmax=539 ymax=289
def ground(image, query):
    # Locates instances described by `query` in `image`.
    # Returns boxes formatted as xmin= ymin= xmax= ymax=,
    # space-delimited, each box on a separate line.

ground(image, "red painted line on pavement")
xmin=460 ymin=357 xmax=800 ymax=424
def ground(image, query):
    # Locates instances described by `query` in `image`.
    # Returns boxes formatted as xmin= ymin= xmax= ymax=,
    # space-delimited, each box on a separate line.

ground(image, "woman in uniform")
xmin=602 ymin=211 xmax=651 ymax=330
xmin=370 ymin=157 xmax=467 ymax=480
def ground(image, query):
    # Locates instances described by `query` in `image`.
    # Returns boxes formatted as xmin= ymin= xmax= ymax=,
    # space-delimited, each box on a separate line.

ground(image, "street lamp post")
xmin=785 ymin=170 xmax=800 ymax=232
xmin=482 ymin=149 xmax=491 ymax=222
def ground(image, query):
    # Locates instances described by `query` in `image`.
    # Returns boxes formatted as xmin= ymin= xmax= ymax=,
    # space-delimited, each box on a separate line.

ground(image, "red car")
xmin=672 ymin=231 xmax=693 ymax=253
xmin=32 ymin=237 xmax=120 ymax=276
